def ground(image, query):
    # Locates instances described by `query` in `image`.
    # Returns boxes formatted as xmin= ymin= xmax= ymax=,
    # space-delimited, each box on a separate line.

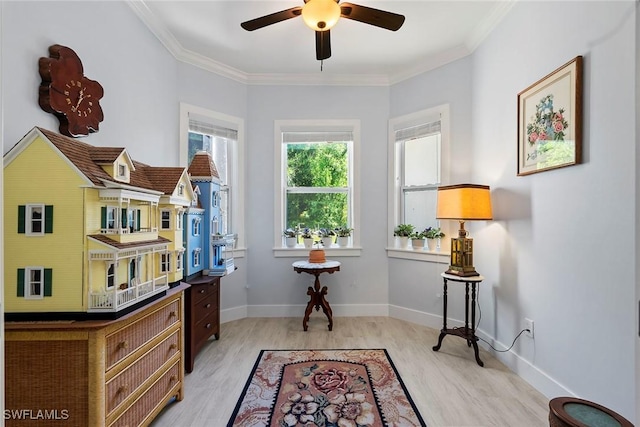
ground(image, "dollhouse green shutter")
xmin=17 ymin=269 xmax=25 ymax=296
xmin=45 ymin=205 xmax=54 ymax=233
xmin=122 ymin=209 xmax=127 ymax=230
xmin=44 ymin=268 xmax=53 ymax=296
xmin=137 ymin=209 xmax=141 ymax=231
xmin=101 ymin=207 xmax=107 ymax=229
xmin=18 ymin=205 xmax=25 ymax=233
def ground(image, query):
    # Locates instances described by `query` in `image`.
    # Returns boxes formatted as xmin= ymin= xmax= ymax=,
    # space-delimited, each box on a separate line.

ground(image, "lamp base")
xmin=445 ymin=267 xmax=481 ymax=277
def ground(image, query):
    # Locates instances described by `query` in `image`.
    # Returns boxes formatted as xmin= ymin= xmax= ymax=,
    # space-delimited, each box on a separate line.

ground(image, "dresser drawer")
xmin=190 ymin=280 xmax=218 ymax=304
xmin=193 ymin=315 xmax=218 ymax=345
xmin=106 ymin=299 xmax=180 ymax=370
xmin=108 ymin=361 xmax=181 ymax=427
xmin=193 ymin=292 xmax=218 ymax=321
xmin=106 ymin=329 xmax=180 ymax=415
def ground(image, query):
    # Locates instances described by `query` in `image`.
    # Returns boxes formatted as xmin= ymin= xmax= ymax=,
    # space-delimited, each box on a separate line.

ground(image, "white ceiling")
xmin=128 ymin=1 xmax=515 ymax=85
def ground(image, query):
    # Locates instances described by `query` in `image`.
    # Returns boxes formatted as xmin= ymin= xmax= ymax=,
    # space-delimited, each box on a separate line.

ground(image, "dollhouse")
xmin=3 ymin=127 xmax=195 ymax=318
xmin=184 ymin=151 xmax=234 ymax=279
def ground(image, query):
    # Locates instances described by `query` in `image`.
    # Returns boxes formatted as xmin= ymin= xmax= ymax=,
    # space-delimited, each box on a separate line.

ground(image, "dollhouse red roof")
xmin=36 ymin=127 xmax=186 ymax=195
xmin=188 ymin=151 xmax=220 ymax=179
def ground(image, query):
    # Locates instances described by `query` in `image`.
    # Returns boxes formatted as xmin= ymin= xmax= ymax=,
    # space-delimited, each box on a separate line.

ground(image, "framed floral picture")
xmin=517 ymin=56 xmax=583 ymax=176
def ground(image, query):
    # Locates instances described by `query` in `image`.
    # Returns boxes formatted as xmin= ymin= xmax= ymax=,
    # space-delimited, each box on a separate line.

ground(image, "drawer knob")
xmin=169 ymin=311 xmax=177 ymax=318
xmin=169 ymin=375 xmax=177 ymax=383
xmin=206 ymin=323 xmax=212 ymax=329
xmin=205 ymin=303 xmax=211 ymax=308
xmin=169 ymin=343 xmax=178 ymax=351
xmin=117 ymin=385 xmax=128 ymax=394
xmin=199 ymin=289 xmax=206 ymax=294
xmin=117 ymin=341 xmax=128 ymax=350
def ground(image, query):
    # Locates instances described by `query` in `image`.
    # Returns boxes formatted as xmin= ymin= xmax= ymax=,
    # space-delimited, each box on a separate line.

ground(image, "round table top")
xmin=293 ymin=260 xmax=341 ymax=269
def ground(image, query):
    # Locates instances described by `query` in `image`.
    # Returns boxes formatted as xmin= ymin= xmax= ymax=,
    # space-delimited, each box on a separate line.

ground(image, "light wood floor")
xmin=151 ymin=316 xmax=550 ymax=427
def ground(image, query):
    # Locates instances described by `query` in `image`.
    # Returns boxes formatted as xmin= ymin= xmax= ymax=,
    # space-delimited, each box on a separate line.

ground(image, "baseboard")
xmin=242 ymin=303 xmax=389 ymax=318
xmin=221 ymin=305 xmax=248 ymax=324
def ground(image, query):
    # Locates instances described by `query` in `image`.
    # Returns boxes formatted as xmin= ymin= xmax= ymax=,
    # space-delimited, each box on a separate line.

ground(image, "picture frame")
xmin=517 ymin=56 xmax=583 ymax=176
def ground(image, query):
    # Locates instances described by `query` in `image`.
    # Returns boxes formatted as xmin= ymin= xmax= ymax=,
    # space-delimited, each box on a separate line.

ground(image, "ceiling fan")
xmin=240 ymin=0 xmax=405 ymax=63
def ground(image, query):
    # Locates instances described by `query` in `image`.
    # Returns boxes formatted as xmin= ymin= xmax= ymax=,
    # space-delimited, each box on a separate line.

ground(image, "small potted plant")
xmin=393 ymin=224 xmax=414 ymax=248
xmin=425 ymin=227 xmax=445 ymax=251
xmin=409 ymin=229 xmax=428 ymax=250
xmin=318 ymin=228 xmax=335 ymax=248
xmin=283 ymin=228 xmax=298 ymax=248
xmin=334 ymin=226 xmax=353 ymax=247
xmin=300 ymin=228 xmax=315 ymax=248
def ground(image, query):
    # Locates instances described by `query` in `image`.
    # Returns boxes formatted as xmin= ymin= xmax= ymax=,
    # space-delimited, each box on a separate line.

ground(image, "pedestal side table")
xmin=432 ymin=272 xmax=485 ymax=366
xmin=293 ymin=260 xmax=340 ymax=331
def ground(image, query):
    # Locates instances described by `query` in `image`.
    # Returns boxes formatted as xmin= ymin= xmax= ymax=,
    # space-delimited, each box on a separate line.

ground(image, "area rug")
xmin=228 ymin=349 xmax=426 ymax=427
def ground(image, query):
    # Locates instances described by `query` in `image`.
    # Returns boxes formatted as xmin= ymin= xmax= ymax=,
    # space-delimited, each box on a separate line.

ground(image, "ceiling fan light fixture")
xmin=302 ymin=0 xmax=341 ymax=31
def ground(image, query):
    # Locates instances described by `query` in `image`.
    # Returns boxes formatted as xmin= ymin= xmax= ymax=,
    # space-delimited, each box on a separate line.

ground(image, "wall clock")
xmin=38 ymin=44 xmax=104 ymax=137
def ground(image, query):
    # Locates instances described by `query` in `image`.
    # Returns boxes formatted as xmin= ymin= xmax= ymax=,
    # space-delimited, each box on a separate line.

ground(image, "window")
xmin=193 ymin=249 xmax=201 ymax=267
xmin=193 ymin=218 xmax=201 ymax=236
xmin=274 ymin=120 xmax=361 ymax=252
xmin=18 ymin=205 xmax=53 ymax=235
xmin=17 ymin=267 xmax=52 ymax=298
xmin=178 ymin=184 xmax=185 ymax=196
xmin=176 ymin=253 xmax=182 ymax=271
xmin=160 ymin=253 xmax=171 ymax=273
xmin=129 ymin=259 xmax=137 ymax=286
xmin=161 ymin=210 xmax=171 ymax=230
xmin=118 ymin=164 xmax=126 ymax=178
xmin=126 ymin=208 xmax=140 ymax=233
xmin=100 ymin=206 xmax=118 ymax=230
xmin=106 ymin=263 xmax=115 ymax=289
xmin=180 ymin=103 xmax=245 ymax=252
xmin=176 ymin=212 xmax=183 ymax=231
xmin=388 ymin=105 xmax=450 ymax=254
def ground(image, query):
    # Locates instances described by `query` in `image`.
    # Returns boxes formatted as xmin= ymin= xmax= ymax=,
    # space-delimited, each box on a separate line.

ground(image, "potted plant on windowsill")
xmin=409 ymin=229 xmax=428 ymax=250
xmin=334 ymin=226 xmax=353 ymax=247
xmin=318 ymin=228 xmax=335 ymax=248
xmin=283 ymin=228 xmax=298 ymax=248
xmin=393 ymin=224 xmax=414 ymax=248
xmin=300 ymin=228 xmax=315 ymax=248
xmin=425 ymin=227 xmax=445 ymax=251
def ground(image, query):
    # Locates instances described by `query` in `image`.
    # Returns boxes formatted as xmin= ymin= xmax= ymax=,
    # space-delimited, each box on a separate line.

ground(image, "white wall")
xmin=244 ymin=85 xmax=390 ymax=315
xmin=472 ymin=1 xmax=637 ymax=420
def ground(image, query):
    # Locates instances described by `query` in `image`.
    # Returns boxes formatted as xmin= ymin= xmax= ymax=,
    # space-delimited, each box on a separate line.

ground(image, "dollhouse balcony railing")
xmin=88 ymin=275 xmax=169 ymax=312
xmin=100 ymin=226 xmax=159 ymax=235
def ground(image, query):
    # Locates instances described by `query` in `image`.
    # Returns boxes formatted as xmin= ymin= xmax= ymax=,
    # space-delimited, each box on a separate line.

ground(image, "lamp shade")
xmin=302 ymin=0 xmax=341 ymax=31
xmin=436 ymin=184 xmax=493 ymax=220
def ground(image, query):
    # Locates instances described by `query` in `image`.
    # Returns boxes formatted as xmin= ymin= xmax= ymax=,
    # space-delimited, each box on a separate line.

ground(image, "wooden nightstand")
xmin=185 ymin=275 xmax=220 ymax=373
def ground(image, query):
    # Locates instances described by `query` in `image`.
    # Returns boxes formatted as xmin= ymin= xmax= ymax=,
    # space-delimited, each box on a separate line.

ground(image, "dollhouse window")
xmin=176 ymin=212 xmax=183 ymax=230
xmin=106 ymin=264 xmax=115 ymax=289
xmin=176 ymin=253 xmax=182 ymax=270
xmin=105 ymin=207 xmax=117 ymax=230
xmin=17 ymin=267 xmax=52 ymax=299
xmin=161 ymin=210 xmax=171 ymax=229
xmin=193 ymin=249 xmax=201 ymax=267
xmin=118 ymin=164 xmax=126 ymax=178
xmin=178 ymin=184 xmax=185 ymax=196
xmin=126 ymin=209 xmax=140 ymax=233
xmin=193 ymin=218 xmax=201 ymax=236
xmin=18 ymin=205 xmax=54 ymax=235
xmin=160 ymin=253 xmax=171 ymax=272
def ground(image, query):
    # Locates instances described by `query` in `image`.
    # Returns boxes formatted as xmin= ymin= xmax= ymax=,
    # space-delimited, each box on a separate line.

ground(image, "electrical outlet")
xmin=524 ymin=318 xmax=534 ymax=338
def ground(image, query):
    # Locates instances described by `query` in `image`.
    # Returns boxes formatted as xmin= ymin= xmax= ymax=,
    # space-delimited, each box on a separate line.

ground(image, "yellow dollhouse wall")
xmin=4 ymin=135 xmax=88 ymax=312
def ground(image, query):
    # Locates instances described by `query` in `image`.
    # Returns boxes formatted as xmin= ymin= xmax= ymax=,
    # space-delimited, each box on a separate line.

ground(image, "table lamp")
xmin=436 ymin=184 xmax=493 ymax=277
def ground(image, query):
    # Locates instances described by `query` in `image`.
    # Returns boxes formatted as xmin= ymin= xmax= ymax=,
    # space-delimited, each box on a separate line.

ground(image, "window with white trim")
xmin=176 ymin=253 xmax=182 ymax=271
xmin=274 ymin=120 xmax=360 ymax=250
xmin=160 ymin=253 xmax=171 ymax=273
xmin=193 ymin=249 xmax=201 ymax=267
xmin=176 ymin=212 xmax=183 ymax=231
xmin=106 ymin=206 xmax=117 ymax=230
xmin=181 ymin=103 xmax=244 ymax=245
xmin=106 ymin=263 xmax=115 ymax=289
xmin=161 ymin=210 xmax=171 ymax=230
xmin=193 ymin=218 xmax=201 ymax=236
xmin=25 ymin=267 xmax=43 ymax=299
xmin=18 ymin=205 xmax=53 ymax=235
xmin=118 ymin=164 xmax=126 ymax=178
xmin=388 ymin=105 xmax=450 ymax=252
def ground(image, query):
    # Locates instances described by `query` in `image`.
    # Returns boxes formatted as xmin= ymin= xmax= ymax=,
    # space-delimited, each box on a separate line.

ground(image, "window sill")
xmin=274 ymin=246 xmax=362 ymax=258
xmin=386 ymin=247 xmax=450 ymax=263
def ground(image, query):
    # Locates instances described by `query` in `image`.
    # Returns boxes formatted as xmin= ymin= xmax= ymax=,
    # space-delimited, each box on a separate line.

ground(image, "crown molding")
xmin=127 ymin=0 xmax=514 ymax=87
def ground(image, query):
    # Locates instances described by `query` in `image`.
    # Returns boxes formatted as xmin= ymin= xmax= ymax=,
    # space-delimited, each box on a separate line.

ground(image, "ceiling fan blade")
xmin=315 ymin=30 xmax=331 ymax=60
xmin=241 ymin=7 xmax=303 ymax=31
xmin=340 ymin=3 xmax=405 ymax=31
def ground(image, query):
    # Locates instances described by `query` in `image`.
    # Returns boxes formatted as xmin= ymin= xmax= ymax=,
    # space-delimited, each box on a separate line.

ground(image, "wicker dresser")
xmin=185 ymin=275 xmax=220 ymax=373
xmin=4 ymin=283 xmax=188 ymax=427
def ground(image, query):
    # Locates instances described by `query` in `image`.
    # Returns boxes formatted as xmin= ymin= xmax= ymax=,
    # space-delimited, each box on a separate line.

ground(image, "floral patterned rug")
xmin=228 ymin=349 xmax=426 ymax=427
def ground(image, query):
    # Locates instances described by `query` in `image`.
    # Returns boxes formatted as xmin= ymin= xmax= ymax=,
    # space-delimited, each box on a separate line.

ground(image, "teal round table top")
xmin=564 ymin=403 xmax=621 ymax=427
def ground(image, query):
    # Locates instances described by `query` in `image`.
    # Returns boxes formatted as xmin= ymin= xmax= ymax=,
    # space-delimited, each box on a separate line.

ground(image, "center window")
xmin=275 ymin=120 xmax=360 ymax=251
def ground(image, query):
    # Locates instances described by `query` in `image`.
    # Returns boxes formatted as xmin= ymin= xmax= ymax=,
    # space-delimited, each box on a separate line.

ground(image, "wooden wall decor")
xmin=38 ymin=44 xmax=104 ymax=138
